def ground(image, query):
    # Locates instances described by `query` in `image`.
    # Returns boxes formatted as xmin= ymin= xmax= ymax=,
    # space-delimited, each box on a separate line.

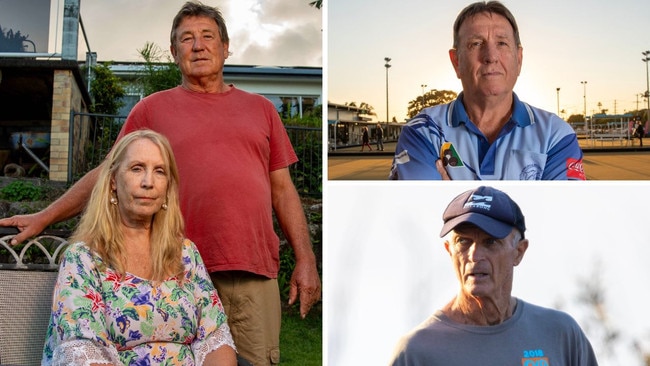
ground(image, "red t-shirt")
xmin=117 ymin=86 xmax=298 ymax=278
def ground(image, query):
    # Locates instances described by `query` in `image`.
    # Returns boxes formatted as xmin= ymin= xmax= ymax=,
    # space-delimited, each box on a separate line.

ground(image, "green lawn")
xmin=280 ymin=307 xmax=322 ymax=365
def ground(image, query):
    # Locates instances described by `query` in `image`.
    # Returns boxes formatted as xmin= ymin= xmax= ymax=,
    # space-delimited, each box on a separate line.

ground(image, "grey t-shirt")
xmin=390 ymin=299 xmax=598 ymax=366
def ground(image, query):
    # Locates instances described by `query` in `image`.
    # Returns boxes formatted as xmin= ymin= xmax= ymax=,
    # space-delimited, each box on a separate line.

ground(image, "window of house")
xmin=264 ymin=94 xmax=321 ymax=119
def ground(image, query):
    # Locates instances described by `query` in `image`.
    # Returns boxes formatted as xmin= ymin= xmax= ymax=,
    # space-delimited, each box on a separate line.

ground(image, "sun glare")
xmin=226 ymin=0 xmax=284 ymax=48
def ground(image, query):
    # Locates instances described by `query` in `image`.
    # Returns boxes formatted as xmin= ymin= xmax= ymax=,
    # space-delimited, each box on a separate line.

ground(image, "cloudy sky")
xmin=326 ymin=182 xmax=650 ymax=365
xmin=329 ymin=0 xmax=650 ymax=122
xmin=46 ymin=0 xmax=322 ymax=66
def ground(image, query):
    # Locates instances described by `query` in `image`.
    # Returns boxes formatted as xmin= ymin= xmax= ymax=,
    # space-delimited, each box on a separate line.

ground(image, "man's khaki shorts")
xmin=211 ymin=271 xmax=281 ymax=366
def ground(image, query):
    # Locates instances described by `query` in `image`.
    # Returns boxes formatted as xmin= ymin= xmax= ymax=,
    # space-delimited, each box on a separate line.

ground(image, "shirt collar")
xmin=448 ymin=92 xmax=535 ymax=128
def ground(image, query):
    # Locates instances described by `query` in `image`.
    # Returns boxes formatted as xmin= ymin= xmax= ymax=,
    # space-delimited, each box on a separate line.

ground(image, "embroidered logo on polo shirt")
xmin=520 ymin=164 xmax=542 ymax=180
xmin=521 ymin=349 xmax=549 ymax=365
xmin=566 ymin=158 xmax=586 ymax=180
xmin=441 ymin=142 xmax=464 ymax=167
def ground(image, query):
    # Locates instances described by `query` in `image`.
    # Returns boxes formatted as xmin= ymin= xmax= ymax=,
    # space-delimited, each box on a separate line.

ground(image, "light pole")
xmin=421 ymin=84 xmax=427 ymax=107
xmin=642 ymin=51 xmax=650 ymax=122
xmin=581 ymin=81 xmax=588 ymax=131
xmin=384 ymin=57 xmax=391 ymax=123
xmin=556 ymin=87 xmax=560 ymax=116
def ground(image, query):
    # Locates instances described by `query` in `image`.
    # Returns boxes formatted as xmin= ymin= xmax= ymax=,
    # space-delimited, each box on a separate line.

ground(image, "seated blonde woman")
xmin=42 ymin=129 xmax=237 ymax=365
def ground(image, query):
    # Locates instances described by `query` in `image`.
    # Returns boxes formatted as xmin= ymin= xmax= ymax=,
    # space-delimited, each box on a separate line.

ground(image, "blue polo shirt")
xmin=389 ymin=93 xmax=585 ymax=180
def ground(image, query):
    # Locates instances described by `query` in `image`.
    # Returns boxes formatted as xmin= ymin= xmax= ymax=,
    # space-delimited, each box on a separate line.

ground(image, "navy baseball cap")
xmin=440 ymin=186 xmax=526 ymax=239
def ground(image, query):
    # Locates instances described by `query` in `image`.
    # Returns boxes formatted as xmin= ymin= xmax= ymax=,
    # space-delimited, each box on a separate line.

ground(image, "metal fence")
xmin=68 ymin=112 xmax=126 ymax=181
xmin=285 ymin=126 xmax=322 ymax=197
xmin=69 ymin=112 xmax=322 ymax=196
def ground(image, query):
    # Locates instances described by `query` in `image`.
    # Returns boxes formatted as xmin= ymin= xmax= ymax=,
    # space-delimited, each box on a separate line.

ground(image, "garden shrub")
xmin=0 ymin=180 xmax=45 ymax=201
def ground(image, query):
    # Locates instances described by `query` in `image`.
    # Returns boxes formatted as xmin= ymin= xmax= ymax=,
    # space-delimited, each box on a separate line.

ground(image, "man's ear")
xmin=513 ymin=238 xmax=528 ymax=266
xmin=170 ymin=44 xmax=178 ymax=63
xmin=444 ymin=240 xmax=452 ymax=257
xmin=516 ymin=46 xmax=523 ymax=76
xmin=449 ymin=49 xmax=461 ymax=79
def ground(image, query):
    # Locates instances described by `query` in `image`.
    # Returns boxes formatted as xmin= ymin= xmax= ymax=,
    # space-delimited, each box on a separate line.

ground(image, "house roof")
xmin=328 ymin=102 xmax=368 ymax=112
xmin=102 ymin=62 xmax=321 ymax=81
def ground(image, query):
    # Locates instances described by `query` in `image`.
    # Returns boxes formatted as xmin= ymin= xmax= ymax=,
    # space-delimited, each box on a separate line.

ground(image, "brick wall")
xmin=50 ymin=69 xmax=88 ymax=182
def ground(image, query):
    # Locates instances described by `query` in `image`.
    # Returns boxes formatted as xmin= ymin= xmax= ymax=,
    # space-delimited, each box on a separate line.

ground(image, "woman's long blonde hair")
xmin=70 ymin=129 xmax=185 ymax=281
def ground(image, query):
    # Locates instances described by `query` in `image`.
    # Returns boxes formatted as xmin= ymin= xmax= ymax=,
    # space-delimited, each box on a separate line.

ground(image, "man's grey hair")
xmin=452 ymin=1 xmax=521 ymax=49
xmin=170 ymin=1 xmax=229 ymax=46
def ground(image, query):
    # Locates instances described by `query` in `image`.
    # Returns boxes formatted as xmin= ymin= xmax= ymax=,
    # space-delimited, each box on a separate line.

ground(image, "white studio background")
xmin=325 ymin=181 xmax=650 ymax=366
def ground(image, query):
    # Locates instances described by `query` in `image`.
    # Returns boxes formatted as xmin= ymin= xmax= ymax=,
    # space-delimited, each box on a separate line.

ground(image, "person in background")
xmin=1 ymin=2 xmax=320 ymax=365
xmin=361 ymin=126 xmax=373 ymax=151
xmin=389 ymin=1 xmax=585 ymax=180
xmin=42 ymin=129 xmax=237 ymax=365
xmin=376 ymin=123 xmax=385 ymax=151
xmin=634 ymin=119 xmax=645 ymax=147
xmin=390 ymin=186 xmax=597 ymax=365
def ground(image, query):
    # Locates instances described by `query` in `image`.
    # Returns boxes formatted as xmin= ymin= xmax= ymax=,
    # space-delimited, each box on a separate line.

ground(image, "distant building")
xmin=327 ymin=102 xmax=372 ymax=147
xmin=328 ymin=102 xmax=401 ymax=149
xmin=107 ymin=63 xmax=322 ymax=119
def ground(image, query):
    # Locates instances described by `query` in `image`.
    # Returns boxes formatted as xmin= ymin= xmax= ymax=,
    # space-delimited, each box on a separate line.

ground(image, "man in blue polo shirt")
xmin=389 ymin=1 xmax=585 ymax=180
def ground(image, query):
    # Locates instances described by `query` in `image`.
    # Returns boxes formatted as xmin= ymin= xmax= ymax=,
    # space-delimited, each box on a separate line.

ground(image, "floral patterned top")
xmin=42 ymin=239 xmax=235 ymax=366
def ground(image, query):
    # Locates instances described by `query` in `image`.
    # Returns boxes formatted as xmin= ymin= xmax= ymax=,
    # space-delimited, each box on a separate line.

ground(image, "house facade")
xmin=109 ymin=63 xmax=322 ymax=119
xmin=0 ymin=60 xmax=322 ymax=182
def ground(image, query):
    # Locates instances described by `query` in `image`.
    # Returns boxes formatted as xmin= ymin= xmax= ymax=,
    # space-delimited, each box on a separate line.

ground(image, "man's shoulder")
xmin=228 ymin=85 xmax=271 ymax=100
xmin=227 ymin=86 xmax=278 ymax=112
xmin=518 ymin=300 xmax=581 ymax=328
xmin=133 ymin=85 xmax=273 ymax=113
xmin=139 ymin=85 xmax=264 ymax=100
xmin=391 ymin=313 xmax=447 ymax=362
xmin=397 ymin=312 xmax=449 ymax=345
xmin=513 ymin=102 xmax=579 ymax=150
xmin=520 ymin=102 xmax=573 ymax=130
xmin=409 ymin=104 xmax=450 ymax=125
xmin=145 ymin=86 xmax=182 ymax=98
xmin=133 ymin=87 xmax=183 ymax=109
xmin=399 ymin=105 xmax=452 ymax=138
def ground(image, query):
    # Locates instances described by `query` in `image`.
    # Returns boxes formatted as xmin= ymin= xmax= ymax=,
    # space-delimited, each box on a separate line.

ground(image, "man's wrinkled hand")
xmin=0 ymin=213 xmax=47 ymax=246
xmin=288 ymin=260 xmax=321 ymax=319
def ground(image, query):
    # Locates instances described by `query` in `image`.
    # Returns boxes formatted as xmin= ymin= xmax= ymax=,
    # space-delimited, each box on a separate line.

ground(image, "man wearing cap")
xmin=390 ymin=186 xmax=598 ymax=365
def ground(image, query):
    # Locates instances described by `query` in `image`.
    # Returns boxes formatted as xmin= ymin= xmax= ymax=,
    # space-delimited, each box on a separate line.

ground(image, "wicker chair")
xmin=0 ymin=230 xmax=251 ymax=366
xmin=0 ymin=230 xmax=69 ymax=366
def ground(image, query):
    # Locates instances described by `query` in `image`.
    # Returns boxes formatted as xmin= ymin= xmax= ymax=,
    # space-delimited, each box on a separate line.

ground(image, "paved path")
xmin=328 ymin=141 xmax=650 ymax=180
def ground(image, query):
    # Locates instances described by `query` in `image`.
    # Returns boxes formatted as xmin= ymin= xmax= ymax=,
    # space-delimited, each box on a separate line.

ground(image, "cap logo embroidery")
xmin=464 ymin=194 xmax=492 ymax=211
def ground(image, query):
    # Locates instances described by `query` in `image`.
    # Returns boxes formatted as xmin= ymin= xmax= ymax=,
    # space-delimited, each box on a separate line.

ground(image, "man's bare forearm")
xmin=0 ymin=165 xmax=102 ymax=244
xmin=42 ymin=166 xmax=101 ymax=223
